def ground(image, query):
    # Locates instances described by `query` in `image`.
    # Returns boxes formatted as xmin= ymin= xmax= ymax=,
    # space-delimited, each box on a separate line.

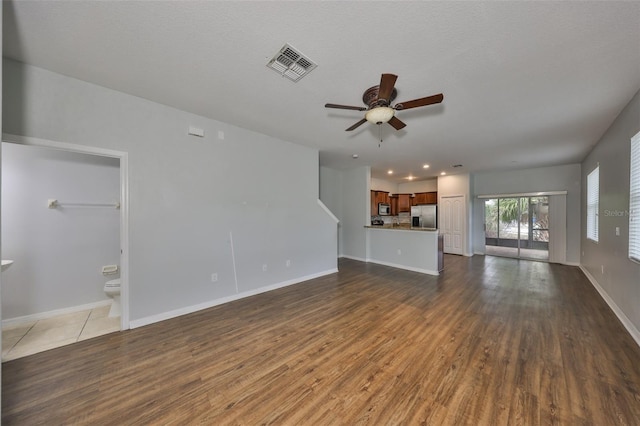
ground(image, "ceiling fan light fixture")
xmin=365 ymin=106 xmax=394 ymax=125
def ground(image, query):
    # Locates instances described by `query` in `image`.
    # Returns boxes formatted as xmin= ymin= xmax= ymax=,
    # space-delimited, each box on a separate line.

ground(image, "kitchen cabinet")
xmin=376 ymin=191 xmax=389 ymax=206
xmin=371 ymin=190 xmax=390 ymax=214
xmin=397 ymin=193 xmax=412 ymax=213
xmin=412 ymin=191 xmax=438 ymax=205
xmin=389 ymin=196 xmax=398 ymax=216
xmin=371 ymin=191 xmax=376 ymax=215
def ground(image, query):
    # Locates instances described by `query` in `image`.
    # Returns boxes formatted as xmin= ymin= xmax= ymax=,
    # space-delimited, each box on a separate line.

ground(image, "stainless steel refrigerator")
xmin=411 ymin=205 xmax=437 ymax=229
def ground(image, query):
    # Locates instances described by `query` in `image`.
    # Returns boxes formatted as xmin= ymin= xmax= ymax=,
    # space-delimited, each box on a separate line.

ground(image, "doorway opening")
xmin=1 ymin=134 xmax=129 ymax=360
xmin=484 ymin=196 xmax=549 ymax=261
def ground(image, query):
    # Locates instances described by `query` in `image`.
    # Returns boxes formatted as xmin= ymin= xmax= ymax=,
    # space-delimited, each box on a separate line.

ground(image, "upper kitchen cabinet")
xmin=370 ymin=191 xmax=377 ymax=215
xmin=397 ymin=194 xmax=412 ymax=213
xmin=413 ymin=192 xmax=438 ymax=205
xmin=370 ymin=190 xmax=390 ymax=214
xmin=376 ymin=191 xmax=390 ymax=206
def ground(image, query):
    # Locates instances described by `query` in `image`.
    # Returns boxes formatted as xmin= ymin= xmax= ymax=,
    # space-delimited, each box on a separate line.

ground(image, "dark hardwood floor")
xmin=3 ymin=255 xmax=640 ymax=424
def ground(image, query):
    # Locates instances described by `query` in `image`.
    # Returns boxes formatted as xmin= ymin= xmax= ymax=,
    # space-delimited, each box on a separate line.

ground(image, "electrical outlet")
xmin=262 ymin=264 xmax=268 ymax=272
xmin=601 ymin=265 xmax=604 ymax=274
xmin=211 ymin=273 xmax=218 ymax=282
xmin=616 ymin=227 xmax=620 ymax=236
xmin=286 ymin=259 xmax=291 ymax=267
xmin=397 ymin=249 xmax=402 ymax=255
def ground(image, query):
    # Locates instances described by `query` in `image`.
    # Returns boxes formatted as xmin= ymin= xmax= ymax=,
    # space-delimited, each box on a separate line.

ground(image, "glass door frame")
xmin=483 ymin=195 xmax=549 ymax=261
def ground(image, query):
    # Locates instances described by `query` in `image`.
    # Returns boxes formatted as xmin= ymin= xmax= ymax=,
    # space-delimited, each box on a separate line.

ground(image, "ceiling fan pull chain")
xmin=378 ymin=125 xmax=383 ymax=148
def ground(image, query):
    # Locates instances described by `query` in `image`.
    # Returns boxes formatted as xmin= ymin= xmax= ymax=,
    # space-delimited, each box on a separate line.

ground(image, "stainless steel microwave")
xmin=378 ymin=203 xmax=390 ymax=215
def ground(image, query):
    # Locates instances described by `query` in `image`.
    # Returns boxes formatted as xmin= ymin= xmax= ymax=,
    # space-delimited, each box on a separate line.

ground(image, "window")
xmin=587 ymin=165 xmax=599 ymax=242
xmin=630 ymin=132 xmax=640 ymax=262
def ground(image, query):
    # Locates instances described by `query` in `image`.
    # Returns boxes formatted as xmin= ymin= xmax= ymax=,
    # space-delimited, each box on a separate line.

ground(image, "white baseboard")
xmin=340 ymin=255 xmax=439 ymax=275
xmin=562 ymin=261 xmax=581 ymax=267
xmin=474 ymin=251 xmax=485 ymax=256
xmin=129 ymin=268 xmax=338 ymax=329
xmin=2 ymin=299 xmax=112 ymax=328
xmin=580 ymin=265 xmax=640 ymax=348
xmin=340 ymin=255 xmax=367 ymax=262
xmin=365 ymin=259 xmax=439 ymax=276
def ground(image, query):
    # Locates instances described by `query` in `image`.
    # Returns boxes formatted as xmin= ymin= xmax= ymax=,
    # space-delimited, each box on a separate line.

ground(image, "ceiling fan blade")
xmin=394 ymin=93 xmax=444 ymax=110
xmin=325 ymin=103 xmax=367 ymax=111
xmin=346 ymin=118 xmax=367 ymax=131
xmin=388 ymin=116 xmax=406 ymax=131
xmin=377 ymin=73 xmax=398 ymax=103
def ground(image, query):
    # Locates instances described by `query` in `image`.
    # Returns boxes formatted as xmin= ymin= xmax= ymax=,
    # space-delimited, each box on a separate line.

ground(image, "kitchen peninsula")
xmin=365 ymin=225 xmax=444 ymax=275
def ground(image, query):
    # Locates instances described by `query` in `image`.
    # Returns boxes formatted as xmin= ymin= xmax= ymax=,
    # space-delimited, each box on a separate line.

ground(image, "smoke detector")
xmin=267 ymin=44 xmax=317 ymax=82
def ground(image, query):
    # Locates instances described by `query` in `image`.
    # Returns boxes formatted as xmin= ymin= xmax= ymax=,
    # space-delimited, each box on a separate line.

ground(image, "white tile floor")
xmin=2 ymin=305 xmax=120 ymax=362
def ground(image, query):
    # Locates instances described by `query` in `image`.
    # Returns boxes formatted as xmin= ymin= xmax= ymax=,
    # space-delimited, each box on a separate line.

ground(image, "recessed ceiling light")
xmin=352 ymin=154 xmax=359 ymax=159
xmin=423 ymin=164 xmax=430 ymax=169
xmin=387 ymin=170 xmax=393 ymax=175
xmin=407 ymin=176 xmax=414 ymax=181
xmin=440 ymin=172 xmax=446 ymax=176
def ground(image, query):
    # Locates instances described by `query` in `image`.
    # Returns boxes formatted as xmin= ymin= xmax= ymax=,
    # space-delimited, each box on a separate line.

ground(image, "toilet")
xmin=104 ymin=278 xmax=121 ymax=317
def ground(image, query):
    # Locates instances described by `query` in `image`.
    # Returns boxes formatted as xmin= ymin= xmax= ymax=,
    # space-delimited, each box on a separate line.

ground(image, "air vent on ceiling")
xmin=267 ymin=44 xmax=317 ymax=82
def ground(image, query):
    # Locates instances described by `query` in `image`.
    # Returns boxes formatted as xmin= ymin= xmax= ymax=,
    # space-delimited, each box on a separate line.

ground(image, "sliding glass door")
xmin=484 ymin=196 xmax=549 ymax=260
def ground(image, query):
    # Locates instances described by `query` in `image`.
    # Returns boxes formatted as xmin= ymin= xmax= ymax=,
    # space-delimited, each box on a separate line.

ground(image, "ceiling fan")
xmin=325 ymin=73 xmax=443 ymax=131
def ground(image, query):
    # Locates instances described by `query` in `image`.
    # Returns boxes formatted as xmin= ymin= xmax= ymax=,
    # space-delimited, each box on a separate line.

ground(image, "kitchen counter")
xmin=365 ymin=226 xmax=441 ymax=275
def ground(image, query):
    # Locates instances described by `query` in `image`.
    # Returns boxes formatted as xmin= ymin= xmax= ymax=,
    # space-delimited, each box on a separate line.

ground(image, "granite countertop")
xmin=365 ymin=225 xmax=438 ymax=232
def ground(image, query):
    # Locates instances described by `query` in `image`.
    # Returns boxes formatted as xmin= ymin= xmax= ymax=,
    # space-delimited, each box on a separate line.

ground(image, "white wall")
xmin=320 ymin=166 xmax=369 ymax=260
xmin=370 ymin=178 xmax=438 ymax=195
xmin=2 ymin=59 xmax=337 ymax=324
xmin=368 ymin=229 xmax=439 ymax=275
xmin=370 ymin=177 xmax=397 ymax=194
xmin=472 ymin=164 xmax=581 ymax=263
xmin=320 ymin=166 xmax=343 ymax=256
xmin=339 ymin=167 xmax=370 ymax=261
xmin=397 ymin=178 xmax=437 ymax=194
xmin=438 ymin=174 xmax=471 ymax=197
xmin=581 ymin=89 xmax=640 ymax=339
xmin=1 ymin=143 xmax=120 ymax=318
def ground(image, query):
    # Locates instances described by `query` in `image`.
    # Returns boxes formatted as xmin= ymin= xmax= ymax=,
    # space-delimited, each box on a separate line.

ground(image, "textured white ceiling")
xmin=3 ymin=1 xmax=640 ymax=182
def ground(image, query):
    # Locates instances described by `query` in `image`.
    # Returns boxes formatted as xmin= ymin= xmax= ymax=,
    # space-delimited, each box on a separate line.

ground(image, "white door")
xmin=440 ymin=195 xmax=464 ymax=255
